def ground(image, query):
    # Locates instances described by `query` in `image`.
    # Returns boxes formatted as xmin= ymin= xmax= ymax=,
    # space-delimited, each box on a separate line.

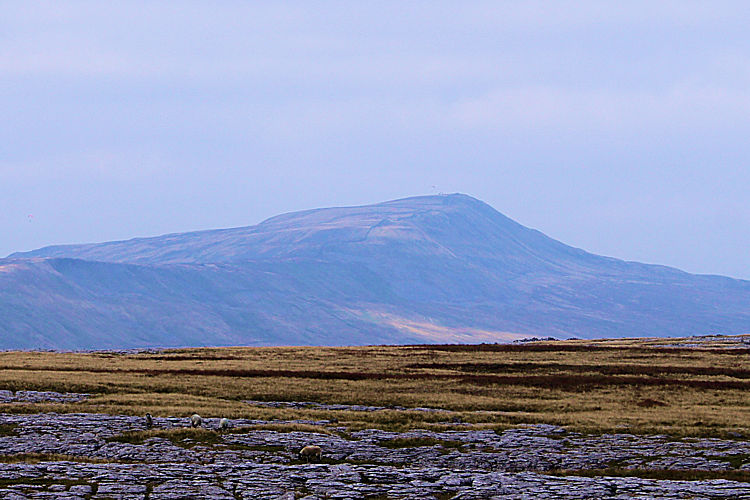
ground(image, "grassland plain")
xmin=0 ymin=335 xmax=748 ymax=439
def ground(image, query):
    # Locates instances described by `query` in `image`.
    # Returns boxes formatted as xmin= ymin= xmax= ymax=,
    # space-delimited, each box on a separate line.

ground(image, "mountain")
xmin=3 ymin=194 xmax=749 ymax=349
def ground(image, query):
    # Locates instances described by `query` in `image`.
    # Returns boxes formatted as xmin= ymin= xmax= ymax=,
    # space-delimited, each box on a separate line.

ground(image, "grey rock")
xmin=0 ymin=411 xmax=747 ymax=498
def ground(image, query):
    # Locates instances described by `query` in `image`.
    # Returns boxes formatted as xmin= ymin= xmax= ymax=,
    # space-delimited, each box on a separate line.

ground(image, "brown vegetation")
xmin=0 ymin=336 xmax=747 ymax=438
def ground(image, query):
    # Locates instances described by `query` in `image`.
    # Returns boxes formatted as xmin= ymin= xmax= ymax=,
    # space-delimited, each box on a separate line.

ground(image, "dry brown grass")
xmin=0 ymin=336 xmax=748 ymax=438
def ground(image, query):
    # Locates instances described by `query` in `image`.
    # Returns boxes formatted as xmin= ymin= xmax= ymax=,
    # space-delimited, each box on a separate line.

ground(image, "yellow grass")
xmin=0 ymin=336 xmax=747 ymax=438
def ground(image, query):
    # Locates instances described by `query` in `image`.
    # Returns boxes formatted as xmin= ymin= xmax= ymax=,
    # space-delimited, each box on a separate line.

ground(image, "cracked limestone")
xmin=0 ymin=410 xmax=747 ymax=498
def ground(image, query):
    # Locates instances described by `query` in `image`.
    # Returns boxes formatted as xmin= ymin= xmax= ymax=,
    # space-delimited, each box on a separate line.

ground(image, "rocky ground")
xmin=0 ymin=393 xmax=748 ymax=498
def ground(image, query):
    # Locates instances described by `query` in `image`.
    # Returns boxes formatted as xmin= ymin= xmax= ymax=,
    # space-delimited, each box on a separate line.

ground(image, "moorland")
xmin=0 ymin=336 xmax=749 ymax=498
xmin=1 ymin=335 xmax=748 ymax=438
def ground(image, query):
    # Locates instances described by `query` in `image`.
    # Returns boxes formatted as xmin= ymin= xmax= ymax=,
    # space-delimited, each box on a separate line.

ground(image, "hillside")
xmin=2 ymin=194 xmax=749 ymax=349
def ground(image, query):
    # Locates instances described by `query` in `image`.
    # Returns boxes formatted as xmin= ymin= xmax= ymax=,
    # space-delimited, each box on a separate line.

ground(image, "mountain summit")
xmin=12 ymin=194 xmax=576 ymax=267
xmin=3 ymin=194 xmax=749 ymax=349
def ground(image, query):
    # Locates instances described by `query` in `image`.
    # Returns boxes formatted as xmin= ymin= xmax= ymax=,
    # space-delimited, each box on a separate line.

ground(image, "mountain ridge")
xmin=2 ymin=194 xmax=748 ymax=349
xmin=10 ymin=194 xmax=590 ymax=266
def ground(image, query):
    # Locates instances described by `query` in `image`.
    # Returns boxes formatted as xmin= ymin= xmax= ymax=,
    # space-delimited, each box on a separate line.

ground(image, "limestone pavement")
xmin=0 ymin=393 xmax=747 ymax=499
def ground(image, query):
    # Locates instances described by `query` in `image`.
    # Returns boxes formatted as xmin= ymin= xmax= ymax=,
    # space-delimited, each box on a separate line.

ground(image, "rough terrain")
xmin=0 ymin=394 xmax=748 ymax=499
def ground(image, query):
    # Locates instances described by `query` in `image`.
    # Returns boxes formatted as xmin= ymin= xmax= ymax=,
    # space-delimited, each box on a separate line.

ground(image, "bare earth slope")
xmin=3 ymin=194 xmax=749 ymax=348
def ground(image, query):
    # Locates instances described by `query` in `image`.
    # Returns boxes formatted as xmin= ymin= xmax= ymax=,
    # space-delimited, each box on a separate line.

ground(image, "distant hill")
xmin=3 ymin=194 xmax=749 ymax=349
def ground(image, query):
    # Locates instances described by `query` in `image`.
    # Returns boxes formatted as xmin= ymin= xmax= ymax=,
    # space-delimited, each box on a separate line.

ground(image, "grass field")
xmin=0 ymin=335 xmax=748 ymax=438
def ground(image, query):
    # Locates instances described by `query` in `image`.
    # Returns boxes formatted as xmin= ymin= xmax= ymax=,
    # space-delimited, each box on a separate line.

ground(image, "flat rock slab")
xmin=0 ymin=391 xmax=89 ymax=404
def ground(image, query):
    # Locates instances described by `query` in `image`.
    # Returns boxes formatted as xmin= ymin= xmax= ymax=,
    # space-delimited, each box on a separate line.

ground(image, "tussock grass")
xmin=108 ymin=427 xmax=223 ymax=446
xmin=0 ymin=424 xmax=18 ymax=436
xmin=408 ymin=361 xmax=750 ymax=379
xmin=0 ymin=338 xmax=747 ymax=438
xmin=108 ymin=423 xmax=337 ymax=448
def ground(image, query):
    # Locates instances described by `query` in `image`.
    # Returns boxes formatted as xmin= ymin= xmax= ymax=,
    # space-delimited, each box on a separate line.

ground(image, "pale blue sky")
xmin=2 ymin=1 xmax=749 ymax=278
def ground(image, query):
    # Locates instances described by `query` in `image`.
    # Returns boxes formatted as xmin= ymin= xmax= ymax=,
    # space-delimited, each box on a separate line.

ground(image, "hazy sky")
xmin=2 ymin=1 xmax=749 ymax=279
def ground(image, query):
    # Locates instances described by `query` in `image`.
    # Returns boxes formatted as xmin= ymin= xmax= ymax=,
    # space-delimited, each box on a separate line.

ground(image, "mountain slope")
xmin=11 ymin=195 xmax=591 ymax=268
xmin=3 ymin=194 xmax=749 ymax=349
